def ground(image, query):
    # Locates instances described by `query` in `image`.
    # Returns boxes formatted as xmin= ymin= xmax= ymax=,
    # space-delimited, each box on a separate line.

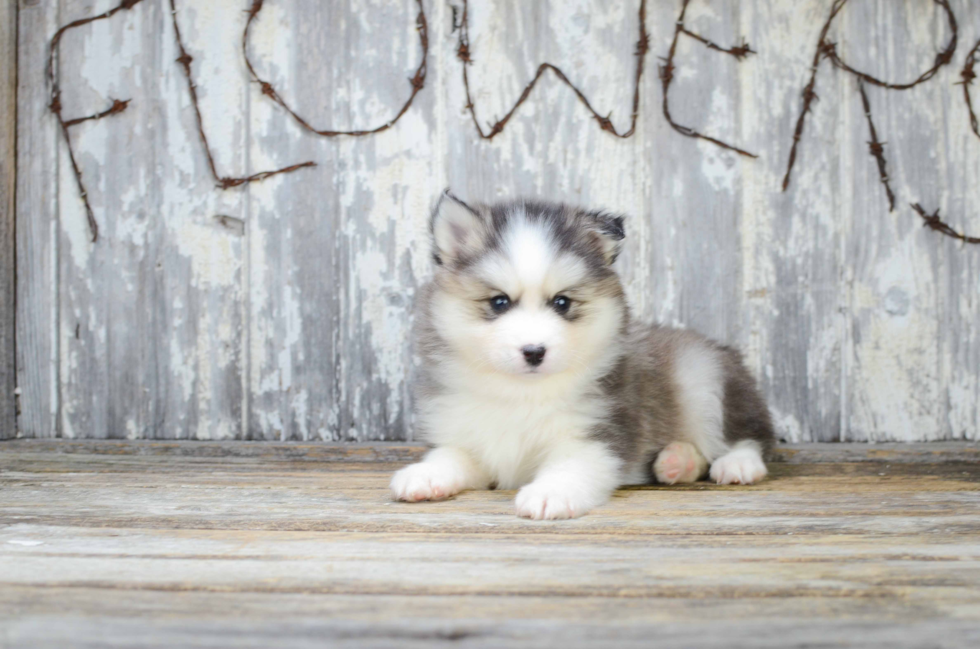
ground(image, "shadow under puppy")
xmin=391 ymin=192 xmax=774 ymax=519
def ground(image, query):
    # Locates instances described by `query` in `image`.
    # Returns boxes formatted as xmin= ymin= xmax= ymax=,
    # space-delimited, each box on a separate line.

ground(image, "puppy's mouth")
xmin=518 ymin=365 xmax=550 ymax=377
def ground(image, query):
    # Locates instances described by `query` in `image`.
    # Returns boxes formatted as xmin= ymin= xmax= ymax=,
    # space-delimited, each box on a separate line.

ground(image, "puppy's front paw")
xmin=709 ymin=445 xmax=768 ymax=485
xmin=390 ymin=462 xmax=465 ymax=502
xmin=515 ymin=483 xmax=592 ymax=520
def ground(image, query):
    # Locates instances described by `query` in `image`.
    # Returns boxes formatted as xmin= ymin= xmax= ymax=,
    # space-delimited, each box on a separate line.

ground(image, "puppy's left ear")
xmin=431 ymin=189 xmax=486 ymax=266
xmin=584 ymin=210 xmax=626 ymax=264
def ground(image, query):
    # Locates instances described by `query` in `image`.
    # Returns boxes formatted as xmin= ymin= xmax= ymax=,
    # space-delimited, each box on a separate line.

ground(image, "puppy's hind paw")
xmin=709 ymin=443 xmax=768 ymax=485
xmin=653 ymin=441 xmax=708 ymax=484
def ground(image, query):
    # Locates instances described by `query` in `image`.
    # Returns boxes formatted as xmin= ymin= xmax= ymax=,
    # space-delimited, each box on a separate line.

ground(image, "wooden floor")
xmin=2 ymin=441 xmax=980 ymax=648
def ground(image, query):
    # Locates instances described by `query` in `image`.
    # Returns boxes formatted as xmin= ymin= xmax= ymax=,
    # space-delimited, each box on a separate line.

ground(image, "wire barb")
xmin=961 ymin=38 xmax=980 ymax=140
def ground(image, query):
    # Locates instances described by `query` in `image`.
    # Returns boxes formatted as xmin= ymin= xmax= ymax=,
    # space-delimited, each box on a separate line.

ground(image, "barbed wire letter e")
xmin=659 ymin=0 xmax=758 ymax=158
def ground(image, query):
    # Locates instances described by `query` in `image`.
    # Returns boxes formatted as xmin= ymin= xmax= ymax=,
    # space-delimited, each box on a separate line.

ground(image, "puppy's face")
xmin=428 ymin=194 xmax=627 ymax=379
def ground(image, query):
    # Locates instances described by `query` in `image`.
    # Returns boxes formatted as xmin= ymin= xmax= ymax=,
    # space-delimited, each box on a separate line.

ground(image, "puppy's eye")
xmin=552 ymin=295 xmax=571 ymax=315
xmin=489 ymin=294 xmax=511 ymax=314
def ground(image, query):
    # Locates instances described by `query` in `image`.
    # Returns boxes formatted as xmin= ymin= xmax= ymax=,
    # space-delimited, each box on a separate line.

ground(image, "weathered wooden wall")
xmin=13 ymin=0 xmax=980 ymax=442
xmin=1 ymin=0 xmax=17 ymax=440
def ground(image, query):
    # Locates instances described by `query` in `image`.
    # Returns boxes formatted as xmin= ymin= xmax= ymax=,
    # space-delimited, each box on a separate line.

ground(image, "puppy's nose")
xmin=522 ymin=345 xmax=546 ymax=367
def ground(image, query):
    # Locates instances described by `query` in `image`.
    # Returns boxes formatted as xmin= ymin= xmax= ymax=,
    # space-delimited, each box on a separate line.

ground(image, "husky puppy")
xmin=390 ymin=192 xmax=775 ymax=519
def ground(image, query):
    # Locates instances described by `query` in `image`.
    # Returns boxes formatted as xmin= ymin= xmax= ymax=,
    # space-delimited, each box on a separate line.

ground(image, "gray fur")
xmin=598 ymin=325 xmax=775 ymax=482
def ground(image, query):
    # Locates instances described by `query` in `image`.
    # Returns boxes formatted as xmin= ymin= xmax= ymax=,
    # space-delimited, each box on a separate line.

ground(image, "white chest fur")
xmin=420 ymin=383 xmax=608 ymax=490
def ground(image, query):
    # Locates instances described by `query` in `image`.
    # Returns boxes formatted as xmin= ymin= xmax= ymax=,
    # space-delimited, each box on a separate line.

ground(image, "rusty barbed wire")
xmin=911 ymin=203 xmax=980 ymax=245
xmin=47 ymin=0 xmax=147 ymax=242
xmin=783 ymin=0 xmax=956 ymax=191
xmin=782 ymin=0 xmax=847 ymax=192
xmin=659 ymin=0 xmax=758 ymax=158
xmin=455 ymin=0 xmax=649 ymax=140
xmin=781 ymin=0 xmax=975 ymax=246
xmin=169 ymin=0 xmax=315 ymax=190
xmin=824 ymin=0 xmax=957 ymax=91
xmin=679 ymin=28 xmax=754 ymax=61
xmin=63 ymin=98 xmax=131 ymax=128
xmin=857 ymin=81 xmax=895 ymax=212
xmin=46 ymin=0 xmax=979 ymax=249
xmin=917 ymin=37 xmax=980 ymax=246
xmin=47 ymin=0 xmax=316 ymax=242
xmin=242 ymin=0 xmax=429 ymax=138
xmin=911 ymin=35 xmax=980 ymax=249
xmin=962 ymin=37 xmax=980 ymax=140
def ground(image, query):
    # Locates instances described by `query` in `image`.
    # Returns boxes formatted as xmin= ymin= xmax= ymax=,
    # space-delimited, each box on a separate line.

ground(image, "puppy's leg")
xmin=515 ymin=441 xmax=620 ymax=520
xmin=709 ymin=440 xmax=768 ymax=485
xmin=673 ymin=344 xmax=768 ymax=485
xmin=390 ymin=447 xmax=490 ymax=502
xmin=653 ymin=441 xmax=708 ymax=484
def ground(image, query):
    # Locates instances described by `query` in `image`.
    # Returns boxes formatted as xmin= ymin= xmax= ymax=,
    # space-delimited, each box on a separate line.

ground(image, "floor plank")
xmin=1 ymin=443 xmax=979 ymax=647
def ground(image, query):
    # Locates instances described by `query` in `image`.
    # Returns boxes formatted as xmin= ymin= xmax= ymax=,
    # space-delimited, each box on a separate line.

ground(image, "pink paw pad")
xmin=653 ymin=442 xmax=708 ymax=485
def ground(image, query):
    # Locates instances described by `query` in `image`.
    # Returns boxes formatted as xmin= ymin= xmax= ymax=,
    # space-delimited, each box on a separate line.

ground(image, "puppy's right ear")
xmin=431 ymin=190 xmax=485 ymax=266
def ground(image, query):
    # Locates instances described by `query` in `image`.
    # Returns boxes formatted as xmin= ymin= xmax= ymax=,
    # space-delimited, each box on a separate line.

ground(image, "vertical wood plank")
xmin=246 ymin=0 xmax=345 ymax=441
xmin=333 ymin=0 xmax=437 ymax=441
xmin=247 ymin=0 xmax=435 ymax=441
xmin=739 ymin=0 xmax=846 ymax=442
xmin=56 ymin=0 xmax=246 ymax=439
xmin=940 ymin=2 xmax=980 ymax=441
xmin=0 ymin=0 xmax=17 ymax=439
xmin=840 ymin=0 xmax=951 ymax=441
xmin=152 ymin=1 xmax=247 ymax=439
xmin=938 ymin=0 xmax=980 ymax=441
xmin=56 ymin=0 xmax=153 ymax=440
xmin=15 ymin=0 xmax=59 ymax=438
xmin=640 ymin=0 xmax=745 ymax=347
